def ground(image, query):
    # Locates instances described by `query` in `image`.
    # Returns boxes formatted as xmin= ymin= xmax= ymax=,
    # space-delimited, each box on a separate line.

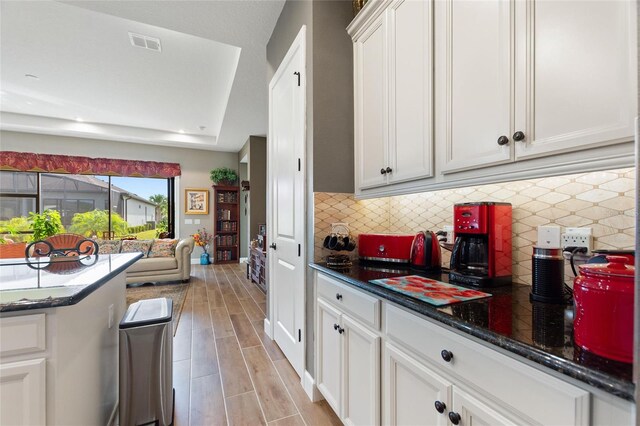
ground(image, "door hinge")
xmin=294 ymin=71 xmax=301 ymax=86
xmin=298 ymin=329 xmax=302 ymax=342
xmin=298 ymin=244 xmax=301 ymax=257
xmin=298 ymin=158 xmax=301 ymax=171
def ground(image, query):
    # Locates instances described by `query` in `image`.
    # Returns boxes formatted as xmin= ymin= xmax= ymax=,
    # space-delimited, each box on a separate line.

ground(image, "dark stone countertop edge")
xmin=0 ymin=253 xmax=143 ymax=313
xmin=309 ymin=263 xmax=635 ymax=402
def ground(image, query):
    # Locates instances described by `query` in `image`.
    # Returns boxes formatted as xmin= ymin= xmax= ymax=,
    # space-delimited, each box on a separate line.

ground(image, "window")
xmin=0 ymin=172 xmax=38 ymax=237
xmin=0 ymin=171 xmax=174 ymax=240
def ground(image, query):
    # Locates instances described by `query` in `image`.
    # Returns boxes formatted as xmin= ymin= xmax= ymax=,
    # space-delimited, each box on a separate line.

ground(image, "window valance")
xmin=0 ymin=151 xmax=181 ymax=178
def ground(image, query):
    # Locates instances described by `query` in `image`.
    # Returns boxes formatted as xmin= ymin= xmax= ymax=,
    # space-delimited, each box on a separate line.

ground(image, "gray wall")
xmin=239 ymin=162 xmax=249 ymax=258
xmin=267 ymin=0 xmax=354 ymax=377
xmin=266 ymin=0 xmax=353 ymax=195
xmin=238 ymin=136 xmax=267 ymax=259
xmin=0 ymin=130 xmax=238 ymax=260
xmin=248 ymin=136 xmax=267 ymax=244
xmin=312 ymin=0 xmax=354 ymax=193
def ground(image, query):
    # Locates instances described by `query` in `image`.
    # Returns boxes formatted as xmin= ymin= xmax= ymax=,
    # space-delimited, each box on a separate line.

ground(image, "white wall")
xmin=1 ymin=131 xmax=239 ymax=260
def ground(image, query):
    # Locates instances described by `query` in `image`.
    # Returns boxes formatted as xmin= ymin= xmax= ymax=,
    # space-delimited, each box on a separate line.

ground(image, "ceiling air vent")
xmin=128 ymin=32 xmax=162 ymax=52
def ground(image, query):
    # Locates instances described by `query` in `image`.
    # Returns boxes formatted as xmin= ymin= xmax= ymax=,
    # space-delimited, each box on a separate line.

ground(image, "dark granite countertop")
xmin=0 ymin=253 xmax=142 ymax=312
xmin=310 ymin=261 xmax=635 ymax=402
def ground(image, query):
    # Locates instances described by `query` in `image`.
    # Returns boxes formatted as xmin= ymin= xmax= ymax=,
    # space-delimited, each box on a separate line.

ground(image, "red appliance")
xmin=358 ymin=234 xmax=414 ymax=263
xmin=449 ymin=202 xmax=512 ymax=287
xmin=573 ymin=255 xmax=634 ymax=363
xmin=410 ymin=231 xmax=441 ymax=271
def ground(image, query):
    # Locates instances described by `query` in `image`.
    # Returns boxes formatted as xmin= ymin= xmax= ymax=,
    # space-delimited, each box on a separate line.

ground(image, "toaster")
xmin=358 ymin=233 xmax=415 ymax=263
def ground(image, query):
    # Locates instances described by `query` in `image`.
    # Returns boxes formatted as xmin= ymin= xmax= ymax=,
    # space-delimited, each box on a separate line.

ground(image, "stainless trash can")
xmin=119 ymin=297 xmax=174 ymax=426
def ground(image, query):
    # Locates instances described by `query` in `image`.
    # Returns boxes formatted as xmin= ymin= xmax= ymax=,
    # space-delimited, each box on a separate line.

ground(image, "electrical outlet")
xmin=561 ymin=227 xmax=592 ymax=252
xmin=537 ymin=225 xmax=561 ymax=248
xmin=442 ymin=225 xmax=454 ymax=244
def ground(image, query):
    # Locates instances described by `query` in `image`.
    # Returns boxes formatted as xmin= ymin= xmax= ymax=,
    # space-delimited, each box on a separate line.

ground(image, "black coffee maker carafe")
xmin=449 ymin=202 xmax=512 ymax=287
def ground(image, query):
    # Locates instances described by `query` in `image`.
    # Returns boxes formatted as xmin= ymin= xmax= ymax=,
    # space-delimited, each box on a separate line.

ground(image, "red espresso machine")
xmin=449 ymin=202 xmax=512 ymax=287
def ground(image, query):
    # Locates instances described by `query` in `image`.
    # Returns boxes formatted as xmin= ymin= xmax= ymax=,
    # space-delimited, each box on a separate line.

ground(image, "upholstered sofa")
xmin=97 ymin=237 xmax=195 ymax=284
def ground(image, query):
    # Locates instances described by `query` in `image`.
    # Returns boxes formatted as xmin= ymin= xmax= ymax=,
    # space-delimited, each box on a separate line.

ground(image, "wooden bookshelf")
xmin=212 ymin=185 xmax=240 ymax=264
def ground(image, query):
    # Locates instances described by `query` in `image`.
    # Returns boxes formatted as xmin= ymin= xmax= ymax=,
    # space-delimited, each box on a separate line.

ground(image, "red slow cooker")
xmin=573 ymin=255 xmax=635 ymax=363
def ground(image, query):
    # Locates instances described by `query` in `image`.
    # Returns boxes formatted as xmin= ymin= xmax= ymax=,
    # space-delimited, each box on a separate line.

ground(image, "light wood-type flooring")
xmin=173 ymin=263 xmax=341 ymax=426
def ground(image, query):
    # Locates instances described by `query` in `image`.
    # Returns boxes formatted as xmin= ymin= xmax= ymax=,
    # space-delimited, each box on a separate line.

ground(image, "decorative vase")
xmin=200 ymin=252 xmax=210 ymax=265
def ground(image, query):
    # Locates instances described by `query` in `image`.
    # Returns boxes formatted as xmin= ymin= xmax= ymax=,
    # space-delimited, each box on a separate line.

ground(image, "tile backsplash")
xmin=314 ymin=168 xmax=635 ymax=285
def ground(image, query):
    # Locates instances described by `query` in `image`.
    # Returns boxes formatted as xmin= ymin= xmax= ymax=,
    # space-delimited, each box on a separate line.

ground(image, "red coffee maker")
xmin=449 ymin=202 xmax=512 ymax=287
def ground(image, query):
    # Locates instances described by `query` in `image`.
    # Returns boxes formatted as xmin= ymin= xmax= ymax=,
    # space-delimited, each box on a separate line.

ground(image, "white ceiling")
xmin=0 ymin=0 xmax=285 ymax=152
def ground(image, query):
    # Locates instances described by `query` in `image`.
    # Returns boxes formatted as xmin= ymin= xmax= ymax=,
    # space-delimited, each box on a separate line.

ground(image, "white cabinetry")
xmin=0 ymin=272 xmax=126 ymax=425
xmin=0 ymin=359 xmax=46 ymax=426
xmin=315 ymin=274 xmax=381 ymax=425
xmin=438 ymin=0 xmax=513 ymax=172
xmin=316 ymin=299 xmax=343 ymax=414
xmin=439 ymin=0 xmax=637 ymax=173
xmin=351 ymin=0 xmax=433 ymax=193
xmin=313 ymin=270 xmax=637 ymax=425
xmin=350 ymin=0 xmax=636 ymax=197
xmin=384 ymin=343 xmax=450 ymax=426
xmin=0 ymin=313 xmax=46 ymax=426
xmin=384 ymin=303 xmax=590 ymax=425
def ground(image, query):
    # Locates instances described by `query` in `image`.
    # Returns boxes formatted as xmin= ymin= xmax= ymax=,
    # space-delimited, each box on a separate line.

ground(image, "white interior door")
xmin=268 ymin=26 xmax=306 ymax=377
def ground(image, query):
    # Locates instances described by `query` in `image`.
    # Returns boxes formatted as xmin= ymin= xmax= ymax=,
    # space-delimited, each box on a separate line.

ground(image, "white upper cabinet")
xmin=350 ymin=0 xmax=434 ymax=193
xmin=350 ymin=0 xmax=636 ymax=197
xmin=439 ymin=0 xmax=637 ymax=173
xmin=387 ymin=0 xmax=433 ymax=184
xmin=438 ymin=0 xmax=513 ymax=173
xmin=513 ymin=0 xmax=637 ymax=159
xmin=354 ymin=13 xmax=388 ymax=190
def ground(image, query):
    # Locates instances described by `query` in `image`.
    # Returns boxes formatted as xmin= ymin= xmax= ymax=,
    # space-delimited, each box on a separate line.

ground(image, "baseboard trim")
xmin=302 ymin=370 xmax=324 ymax=402
xmin=264 ymin=318 xmax=272 ymax=338
xmin=108 ymin=401 xmax=118 ymax=426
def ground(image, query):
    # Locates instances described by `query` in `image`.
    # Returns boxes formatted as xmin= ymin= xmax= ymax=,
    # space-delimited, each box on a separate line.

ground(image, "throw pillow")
xmin=96 ymin=239 xmax=121 ymax=255
xmin=120 ymin=239 xmax=153 ymax=258
xmin=148 ymin=239 xmax=178 ymax=258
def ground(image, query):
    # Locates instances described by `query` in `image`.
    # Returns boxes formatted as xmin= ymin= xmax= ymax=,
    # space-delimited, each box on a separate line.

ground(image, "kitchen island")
xmin=0 ymin=252 xmax=142 ymax=426
xmin=311 ymin=261 xmax=635 ymax=425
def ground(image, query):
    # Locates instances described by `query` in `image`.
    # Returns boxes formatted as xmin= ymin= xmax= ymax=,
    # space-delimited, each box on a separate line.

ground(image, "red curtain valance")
xmin=0 ymin=151 xmax=181 ymax=178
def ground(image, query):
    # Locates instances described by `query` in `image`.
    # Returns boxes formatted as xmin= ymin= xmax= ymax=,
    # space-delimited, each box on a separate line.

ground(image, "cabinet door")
xmin=316 ymin=299 xmax=343 ymax=416
xmin=0 ymin=358 xmax=46 ymax=426
xmin=514 ymin=0 xmax=637 ymax=160
xmin=354 ymin=13 xmax=388 ymax=190
xmin=438 ymin=0 xmax=513 ymax=173
xmin=387 ymin=0 xmax=433 ymax=184
xmin=452 ymin=387 xmax=521 ymax=426
xmin=342 ymin=315 xmax=380 ymax=426
xmin=384 ymin=343 xmax=451 ymax=426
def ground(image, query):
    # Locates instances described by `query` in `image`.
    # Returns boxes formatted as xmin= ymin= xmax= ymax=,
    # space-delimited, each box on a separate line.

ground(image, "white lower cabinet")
xmin=385 ymin=342 xmax=519 ymax=426
xmin=0 ymin=358 xmax=46 ymax=426
xmin=315 ymin=271 xmax=633 ymax=425
xmin=342 ymin=315 xmax=380 ymax=426
xmin=384 ymin=343 xmax=450 ymax=426
xmin=451 ymin=387 xmax=518 ymax=426
xmin=317 ymin=299 xmax=343 ymax=415
xmin=316 ymin=295 xmax=381 ymax=426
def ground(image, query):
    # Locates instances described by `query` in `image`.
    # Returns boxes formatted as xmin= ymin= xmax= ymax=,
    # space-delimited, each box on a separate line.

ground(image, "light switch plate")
xmin=185 ymin=219 xmax=193 ymax=224
xmin=537 ymin=225 xmax=561 ymax=248
xmin=194 ymin=219 xmax=200 ymax=224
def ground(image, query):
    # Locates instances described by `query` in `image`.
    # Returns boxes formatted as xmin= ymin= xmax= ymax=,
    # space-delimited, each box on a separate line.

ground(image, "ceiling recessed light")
xmin=178 ymin=129 xmax=185 ymax=134
xmin=75 ymin=117 xmax=83 ymax=122
xmin=24 ymin=74 xmax=39 ymax=80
